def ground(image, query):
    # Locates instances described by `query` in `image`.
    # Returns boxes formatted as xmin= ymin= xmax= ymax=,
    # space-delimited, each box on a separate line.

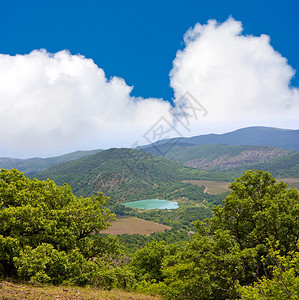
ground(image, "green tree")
xmin=0 ymin=168 xmax=119 ymax=286
xmin=140 ymin=170 xmax=299 ymax=299
xmin=239 ymin=242 xmax=299 ymax=299
xmin=160 ymin=224 xmax=248 ymax=299
xmin=129 ymin=239 xmax=177 ymax=282
xmin=210 ymin=170 xmax=299 ymax=280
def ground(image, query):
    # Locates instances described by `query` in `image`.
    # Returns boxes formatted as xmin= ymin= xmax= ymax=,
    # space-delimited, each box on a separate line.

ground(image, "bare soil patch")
xmin=101 ymin=216 xmax=171 ymax=235
xmin=184 ymin=180 xmax=230 ymax=194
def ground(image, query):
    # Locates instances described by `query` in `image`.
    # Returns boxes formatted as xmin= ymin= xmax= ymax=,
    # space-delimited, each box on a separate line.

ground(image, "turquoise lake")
xmin=123 ymin=199 xmax=179 ymax=210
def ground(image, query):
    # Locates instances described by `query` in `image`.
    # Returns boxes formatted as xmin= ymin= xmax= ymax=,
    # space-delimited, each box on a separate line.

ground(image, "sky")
xmin=0 ymin=0 xmax=298 ymax=158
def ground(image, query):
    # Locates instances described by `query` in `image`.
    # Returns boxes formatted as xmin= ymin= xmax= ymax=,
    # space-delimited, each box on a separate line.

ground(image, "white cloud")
xmin=170 ymin=17 xmax=299 ymax=134
xmin=0 ymin=18 xmax=298 ymax=158
xmin=0 ymin=50 xmax=173 ymax=157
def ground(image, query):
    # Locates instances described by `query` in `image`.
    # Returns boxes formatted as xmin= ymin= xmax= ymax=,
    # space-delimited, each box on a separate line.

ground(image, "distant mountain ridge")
xmin=139 ymin=126 xmax=299 ymax=179
xmin=0 ymin=149 xmax=103 ymax=174
xmin=141 ymin=126 xmax=299 ymax=151
xmin=1 ymin=126 xmax=298 ymax=176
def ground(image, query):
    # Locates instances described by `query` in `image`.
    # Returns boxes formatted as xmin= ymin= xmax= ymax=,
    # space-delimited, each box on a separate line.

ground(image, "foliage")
xmin=0 ymin=168 xmax=120 ymax=287
xmin=2 ymin=167 xmax=299 ymax=298
xmin=117 ymin=229 xmax=190 ymax=256
xmin=158 ymin=226 xmax=250 ymax=299
xmin=239 ymin=242 xmax=299 ymax=299
xmin=130 ymin=240 xmax=178 ymax=282
xmin=222 ymin=151 xmax=299 ymax=179
xmin=130 ymin=170 xmax=299 ymax=299
xmin=210 ymin=170 xmax=299 ymax=259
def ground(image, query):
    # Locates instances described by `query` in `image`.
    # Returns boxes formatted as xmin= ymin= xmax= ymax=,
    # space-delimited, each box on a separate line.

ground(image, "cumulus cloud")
xmin=170 ymin=17 xmax=299 ymax=133
xmin=0 ymin=50 xmax=173 ymax=157
xmin=0 ymin=18 xmax=298 ymax=158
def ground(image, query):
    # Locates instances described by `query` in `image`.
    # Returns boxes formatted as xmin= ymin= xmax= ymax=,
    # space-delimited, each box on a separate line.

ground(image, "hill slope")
xmin=143 ymin=144 xmax=289 ymax=171
xmin=36 ymin=148 xmax=224 ymax=205
xmin=0 ymin=149 xmax=102 ymax=174
xmin=235 ymin=150 xmax=299 ymax=178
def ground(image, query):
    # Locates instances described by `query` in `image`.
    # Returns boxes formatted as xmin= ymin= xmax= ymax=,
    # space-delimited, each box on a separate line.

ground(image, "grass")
xmin=100 ymin=216 xmax=171 ymax=235
xmin=183 ymin=180 xmax=231 ymax=194
xmin=0 ymin=281 xmax=161 ymax=299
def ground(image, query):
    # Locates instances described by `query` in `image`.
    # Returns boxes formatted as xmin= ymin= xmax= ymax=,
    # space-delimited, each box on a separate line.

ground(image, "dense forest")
xmin=1 ymin=168 xmax=299 ymax=299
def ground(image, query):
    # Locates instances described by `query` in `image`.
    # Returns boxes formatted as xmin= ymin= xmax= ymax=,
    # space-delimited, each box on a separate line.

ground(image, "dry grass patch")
xmin=0 ymin=281 xmax=160 ymax=300
xmin=184 ymin=180 xmax=231 ymax=194
xmin=280 ymin=178 xmax=299 ymax=190
xmin=101 ymin=216 xmax=171 ymax=235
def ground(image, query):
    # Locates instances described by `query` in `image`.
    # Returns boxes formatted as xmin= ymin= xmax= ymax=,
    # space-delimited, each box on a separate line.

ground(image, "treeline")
xmin=1 ymin=168 xmax=299 ymax=299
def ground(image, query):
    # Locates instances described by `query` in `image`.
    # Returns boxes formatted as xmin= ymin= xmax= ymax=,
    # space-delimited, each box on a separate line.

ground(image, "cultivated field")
xmin=0 ymin=281 xmax=160 ymax=299
xmin=184 ymin=180 xmax=231 ymax=194
xmin=101 ymin=216 xmax=171 ymax=235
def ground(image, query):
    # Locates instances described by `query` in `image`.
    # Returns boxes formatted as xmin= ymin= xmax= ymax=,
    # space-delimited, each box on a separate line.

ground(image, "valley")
xmin=1 ymin=127 xmax=298 ymax=235
xmin=1 ymin=126 xmax=298 ymax=299
xmin=2 ymin=2 xmax=298 ymax=297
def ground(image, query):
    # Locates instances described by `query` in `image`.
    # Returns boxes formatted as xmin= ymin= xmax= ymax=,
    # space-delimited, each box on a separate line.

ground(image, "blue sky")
xmin=1 ymin=0 xmax=298 ymax=100
xmin=0 ymin=0 xmax=298 ymax=157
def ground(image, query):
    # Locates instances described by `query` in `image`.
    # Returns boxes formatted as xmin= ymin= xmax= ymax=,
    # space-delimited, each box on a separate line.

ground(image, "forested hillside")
xmin=0 ymin=149 xmax=102 ymax=174
xmin=141 ymin=142 xmax=299 ymax=180
xmin=35 ymin=148 xmax=229 ymax=231
xmin=36 ymin=148 xmax=226 ymax=204
xmin=143 ymin=144 xmax=289 ymax=169
xmin=247 ymin=150 xmax=299 ymax=177
xmin=219 ymin=150 xmax=299 ymax=180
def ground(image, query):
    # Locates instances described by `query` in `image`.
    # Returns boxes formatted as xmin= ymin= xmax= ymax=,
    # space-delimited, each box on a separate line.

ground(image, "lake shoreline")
xmin=123 ymin=199 xmax=179 ymax=210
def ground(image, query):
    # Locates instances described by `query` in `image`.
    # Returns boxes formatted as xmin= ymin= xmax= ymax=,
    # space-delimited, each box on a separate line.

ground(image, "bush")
xmin=0 ymin=168 xmax=119 ymax=286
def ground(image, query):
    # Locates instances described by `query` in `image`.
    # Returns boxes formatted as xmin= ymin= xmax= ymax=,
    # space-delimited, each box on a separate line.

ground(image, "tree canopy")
xmin=0 ymin=168 xmax=119 ymax=285
xmin=1 ymin=168 xmax=299 ymax=299
xmin=130 ymin=170 xmax=299 ymax=299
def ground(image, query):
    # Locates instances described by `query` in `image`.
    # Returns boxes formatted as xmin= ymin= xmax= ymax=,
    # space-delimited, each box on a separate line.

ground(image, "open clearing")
xmin=100 ymin=216 xmax=171 ymax=235
xmin=280 ymin=178 xmax=299 ymax=190
xmin=0 ymin=281 xmax=160 ymax=299
xmin=184 ymin=180 xmax=231 ymax=194
xmin=185 ymin=178 xmax=299 ymax=193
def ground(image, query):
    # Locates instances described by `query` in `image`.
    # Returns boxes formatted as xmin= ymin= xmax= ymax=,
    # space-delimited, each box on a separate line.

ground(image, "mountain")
xmin=0 ymin=149 xmax=103 ymax=174
xmin=143 ymin=144 xmax=289 ymax=170
xmin=36 ymin=148 xmax=225 ymax=205
xmin=33 ymin=145 xmax=298 ymax=214
xmin=141 ymin=126 xmax=299 ymax=151
xmin=2 ymin=126 xmax=297 ymax=175
xmin=234 ymin=150 xmax=299 ymax=179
